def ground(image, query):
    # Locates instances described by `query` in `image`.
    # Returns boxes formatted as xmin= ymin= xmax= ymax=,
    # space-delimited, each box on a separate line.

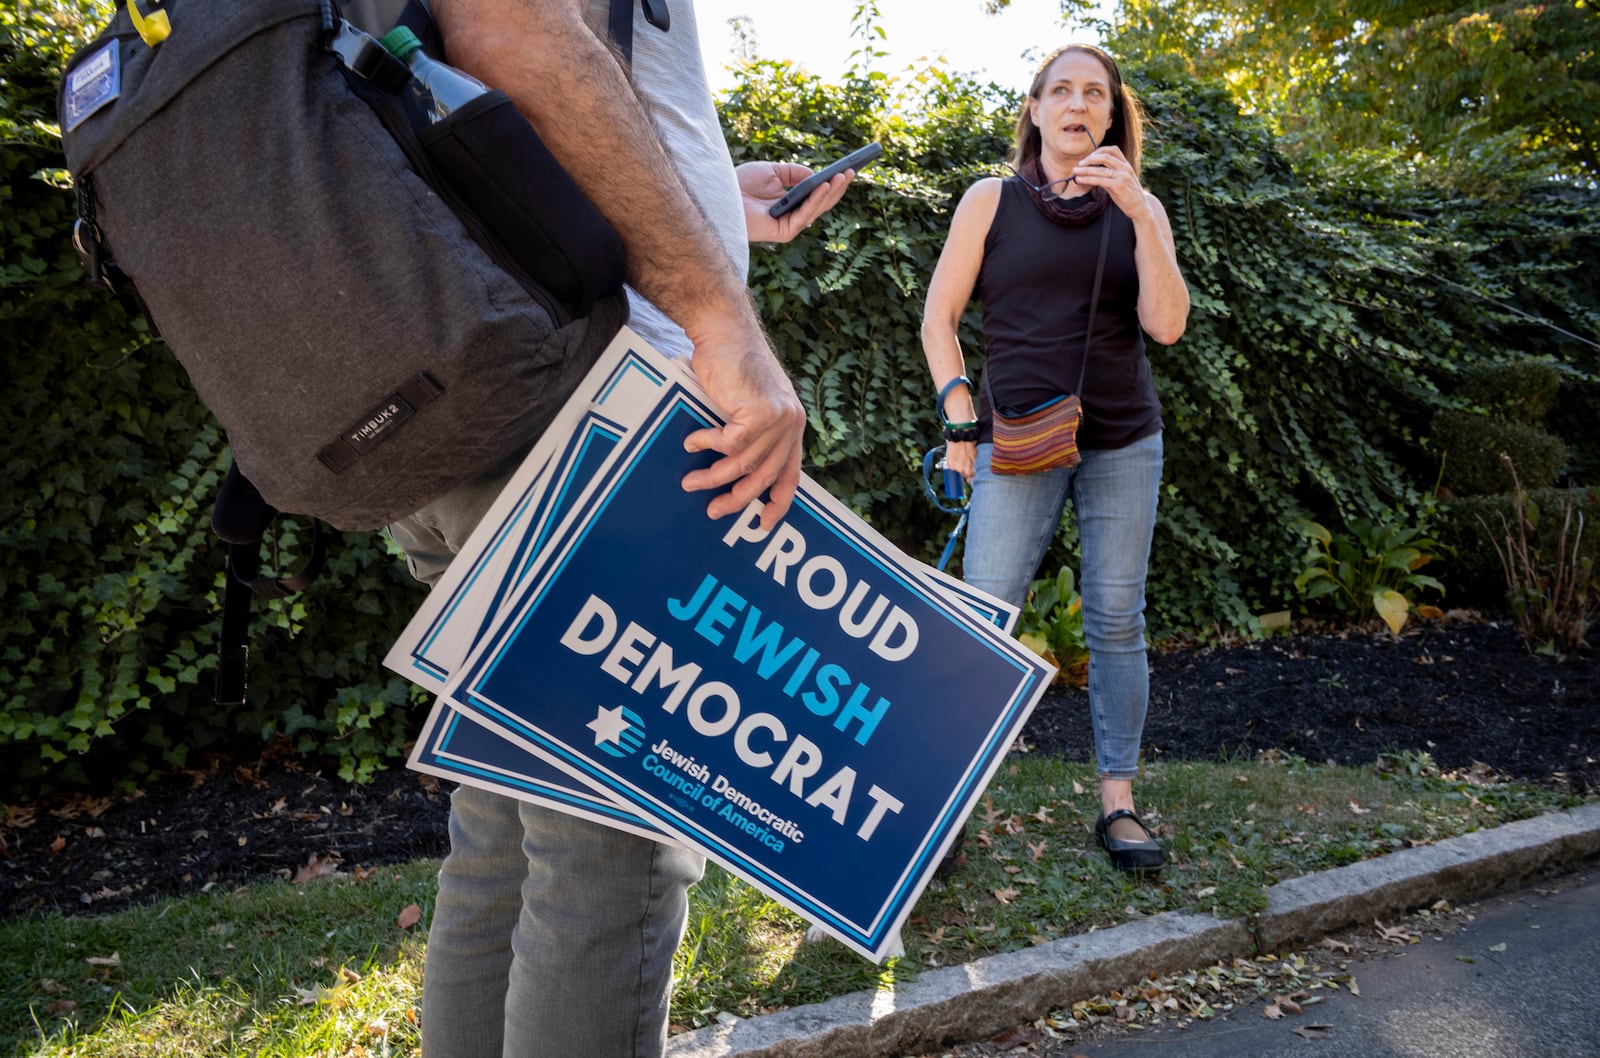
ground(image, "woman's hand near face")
xmin=1070 ymin=146 xmax=1149 ymax=221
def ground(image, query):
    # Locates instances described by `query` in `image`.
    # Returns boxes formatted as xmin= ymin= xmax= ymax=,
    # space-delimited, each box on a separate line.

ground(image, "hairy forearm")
xmin=430 ymin=0 xmax=752 ymax=340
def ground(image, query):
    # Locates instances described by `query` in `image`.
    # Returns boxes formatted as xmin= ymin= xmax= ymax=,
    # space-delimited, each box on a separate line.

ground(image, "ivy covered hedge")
xmin=1 ymin=5 xmax=426 ymax=795
xmin=722 ymin=54 xmax=1599 ymax=632
xmin=3 ymin=11 xmax=1596 ymax=795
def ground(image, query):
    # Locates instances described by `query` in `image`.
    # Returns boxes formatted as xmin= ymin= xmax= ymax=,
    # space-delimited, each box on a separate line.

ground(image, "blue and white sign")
xmin=391 ymin=334 xmax=1020 ymax=861
xmin=388 ymin=344 xmax=672 ymax=692
xmin=419 ymin=335 xmax=1053 ymax=961
xmin=411 ymin=698 xmax=664 ymax=840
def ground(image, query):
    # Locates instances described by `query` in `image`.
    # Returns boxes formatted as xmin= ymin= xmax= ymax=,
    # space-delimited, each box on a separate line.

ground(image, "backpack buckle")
xmin=325 ymin=18 xmax=409 ymax=92
xmin=72 ymin=217 xmax=110 ymax=291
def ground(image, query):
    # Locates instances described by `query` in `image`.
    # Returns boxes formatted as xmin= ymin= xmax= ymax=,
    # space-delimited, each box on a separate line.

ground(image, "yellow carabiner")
xmin=129 ymin=0 xmax=171 ymax=47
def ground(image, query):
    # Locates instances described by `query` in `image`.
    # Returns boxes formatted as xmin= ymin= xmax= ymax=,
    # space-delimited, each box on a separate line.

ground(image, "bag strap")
xmin=611 ymin=0 xmax=670 ymax=59
xmin=213 ymin=462 xmax=328 ymax=705
xmin=1072 ymin=210 xmax=1115 ymax=396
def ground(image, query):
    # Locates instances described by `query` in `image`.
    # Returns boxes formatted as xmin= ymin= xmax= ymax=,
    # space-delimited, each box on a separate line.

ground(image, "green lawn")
xmin=3 ymin=753 xmax=1579 ymax=1057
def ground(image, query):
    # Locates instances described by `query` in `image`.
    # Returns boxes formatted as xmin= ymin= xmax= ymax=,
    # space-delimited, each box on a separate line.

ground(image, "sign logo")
xmin=587 ymin=704 xmax=646 ymax=759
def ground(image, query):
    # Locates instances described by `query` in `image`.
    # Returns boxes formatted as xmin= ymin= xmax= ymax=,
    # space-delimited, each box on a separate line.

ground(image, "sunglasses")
xmin=1004 ymin=128 xmax=1101 ymax=201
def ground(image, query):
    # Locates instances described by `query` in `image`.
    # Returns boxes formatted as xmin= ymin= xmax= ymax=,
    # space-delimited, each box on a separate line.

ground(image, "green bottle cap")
xmin=378 ymin=25 xmax=424 ymax=62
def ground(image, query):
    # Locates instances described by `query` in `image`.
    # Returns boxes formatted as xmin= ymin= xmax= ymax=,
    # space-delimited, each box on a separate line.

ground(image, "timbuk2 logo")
xmin=317 ymin=372 xmax=443 ymax=475
xmin=351 ymin=403 xmax=404 ymax=444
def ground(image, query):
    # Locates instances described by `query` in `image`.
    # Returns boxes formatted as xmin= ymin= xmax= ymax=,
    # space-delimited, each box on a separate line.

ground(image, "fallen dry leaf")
xmin=1262 ymin=1003 xmax=1285 ymax=1020
xmin=980 ymin=797 xmax=1002 ymax=826
xmin=1375 ymin=921 xmax=1416 ymax=944
xmin=1028 ymin=840 xmax=1048 ymax=861
xmin=85 ymin=953 xmax=121 ymax=968
xmin=49 ymin=835 xmax=67 ymax=854
xmin=397 ymin=903 xmax=422 ymax=930
xmin=1348 ymin=800 xmax=1370 ymax=816
xmin=44 ymin=1000 xmax=77 ymax=1016
xmin=294 ymin=979 xmax=353 ymax=1007
xmin=1292 ymin=1024 xmax=1333 ymax=1040
xmin=3 ymin=805 xmax=37 ymax=829
xmin=1320 ymin=937 xmax=1352 ymax=953
xmin=291 ymin=853 xmax=341 ymax=885
xmin=992 ymin=887 xmax=1020 ymax=905
xmin=1277 ymin=995 xmax=1304 ymax=1015
xmin=989 ymin=1025 xmax=1042 ymax=1051
xmin=1334 ymin=973 xmax=1361 ymax=996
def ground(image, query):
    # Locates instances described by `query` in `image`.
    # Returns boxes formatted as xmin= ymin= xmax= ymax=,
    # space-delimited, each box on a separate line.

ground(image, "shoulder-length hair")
xmin=1011 ymin=44 xmax=1145 ymax=179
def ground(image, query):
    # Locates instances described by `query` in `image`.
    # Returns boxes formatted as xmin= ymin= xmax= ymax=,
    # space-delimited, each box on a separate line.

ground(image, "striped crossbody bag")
xmin=986 ymin=212 xmax=1113 ymax=475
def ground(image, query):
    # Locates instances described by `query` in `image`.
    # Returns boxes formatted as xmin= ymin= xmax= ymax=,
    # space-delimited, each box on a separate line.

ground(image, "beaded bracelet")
xmin=943 ymin=421 xmax=980 ymax=443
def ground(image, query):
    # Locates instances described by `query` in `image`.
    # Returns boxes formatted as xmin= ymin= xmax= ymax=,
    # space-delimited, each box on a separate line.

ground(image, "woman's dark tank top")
xmin=975 ymin=177 xmax=1162 ymax=450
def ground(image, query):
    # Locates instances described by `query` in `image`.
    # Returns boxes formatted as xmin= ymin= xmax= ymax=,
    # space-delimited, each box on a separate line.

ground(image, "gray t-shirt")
xmin=584 ymin=0 xmax=746 ymax=361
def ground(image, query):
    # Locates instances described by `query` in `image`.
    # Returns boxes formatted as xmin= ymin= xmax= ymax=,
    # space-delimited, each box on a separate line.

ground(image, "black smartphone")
xmin=767 ymin=142 xmax=883 ymax=218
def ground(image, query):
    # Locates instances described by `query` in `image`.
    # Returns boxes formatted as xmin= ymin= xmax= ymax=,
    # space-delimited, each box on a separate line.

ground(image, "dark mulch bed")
xmin=3 ymin=617 xmax=1595 ymax=921
xmin=1027 ymin=616 xmax=1600 ymax=789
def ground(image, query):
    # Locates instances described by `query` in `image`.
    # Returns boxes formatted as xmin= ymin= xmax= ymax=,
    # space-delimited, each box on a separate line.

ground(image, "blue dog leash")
xmin=925 ymin=375 xmax=975 ymax=572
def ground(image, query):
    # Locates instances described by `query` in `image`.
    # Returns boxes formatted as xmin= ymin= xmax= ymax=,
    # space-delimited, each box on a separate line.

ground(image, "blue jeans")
xmin=389 ymin=462 xmax=706 ymax=1058
xmin=962 ymin=433 xmax=1162 ymax=779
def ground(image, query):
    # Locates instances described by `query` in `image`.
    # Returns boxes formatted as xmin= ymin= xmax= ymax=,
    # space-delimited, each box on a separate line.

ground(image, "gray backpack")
xmin=58 ymin=0 xmax=641 ymax=532
xmin=59 ymin=0 xmax=662 ymax=701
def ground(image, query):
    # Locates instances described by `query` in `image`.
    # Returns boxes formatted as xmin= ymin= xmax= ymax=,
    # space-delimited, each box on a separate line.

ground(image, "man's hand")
xmin=680 ymin=314 xmax=806 ymax=529
xmin=430 ymin=3 xmax=817 ymax=528
xmin=739 ymin=162 xmax=854 ymax=243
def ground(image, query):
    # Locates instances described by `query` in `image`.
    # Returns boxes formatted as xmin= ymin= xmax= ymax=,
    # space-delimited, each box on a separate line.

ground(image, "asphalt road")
xmin=1067 ymin=865 xmax=1600 ymax=1058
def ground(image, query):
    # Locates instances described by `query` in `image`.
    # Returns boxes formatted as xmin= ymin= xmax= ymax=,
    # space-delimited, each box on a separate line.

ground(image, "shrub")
xmin=1292 ymin=517 xmax=1446 ymax=633
xmin=1015 ymin=566 xmax=1089 ymax=686
xmin=1434 ymin=486 xmax=1600 ymax=606
xmin=0 ymin=1 xmax=428 ymax=796
xmin=1459 ymin=361 xmax=1564 ymax=425
xmin=1480 ymin=459 xmax=1594 ymax=653
xmin=1550 ymin=377 xmax=1600 ymax=486
xmin=1432 ymin=410 xmax=1568 ymax=496
xmin=4 ymin=11 xmax=1599 ymax=793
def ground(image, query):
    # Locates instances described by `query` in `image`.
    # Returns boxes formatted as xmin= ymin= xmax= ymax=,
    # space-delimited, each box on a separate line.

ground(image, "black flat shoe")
xmin=1095 ymin=809 xmax=1164 ymax=875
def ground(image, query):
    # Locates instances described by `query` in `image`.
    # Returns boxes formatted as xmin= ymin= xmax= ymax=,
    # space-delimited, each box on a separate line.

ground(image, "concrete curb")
xmin=665 ymin=801 xmax=1600 ymax=1058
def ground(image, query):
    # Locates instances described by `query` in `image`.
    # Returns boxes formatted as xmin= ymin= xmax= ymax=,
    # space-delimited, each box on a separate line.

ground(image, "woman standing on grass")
xmin=921 ymin=44 xmax=1189 ymax=874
